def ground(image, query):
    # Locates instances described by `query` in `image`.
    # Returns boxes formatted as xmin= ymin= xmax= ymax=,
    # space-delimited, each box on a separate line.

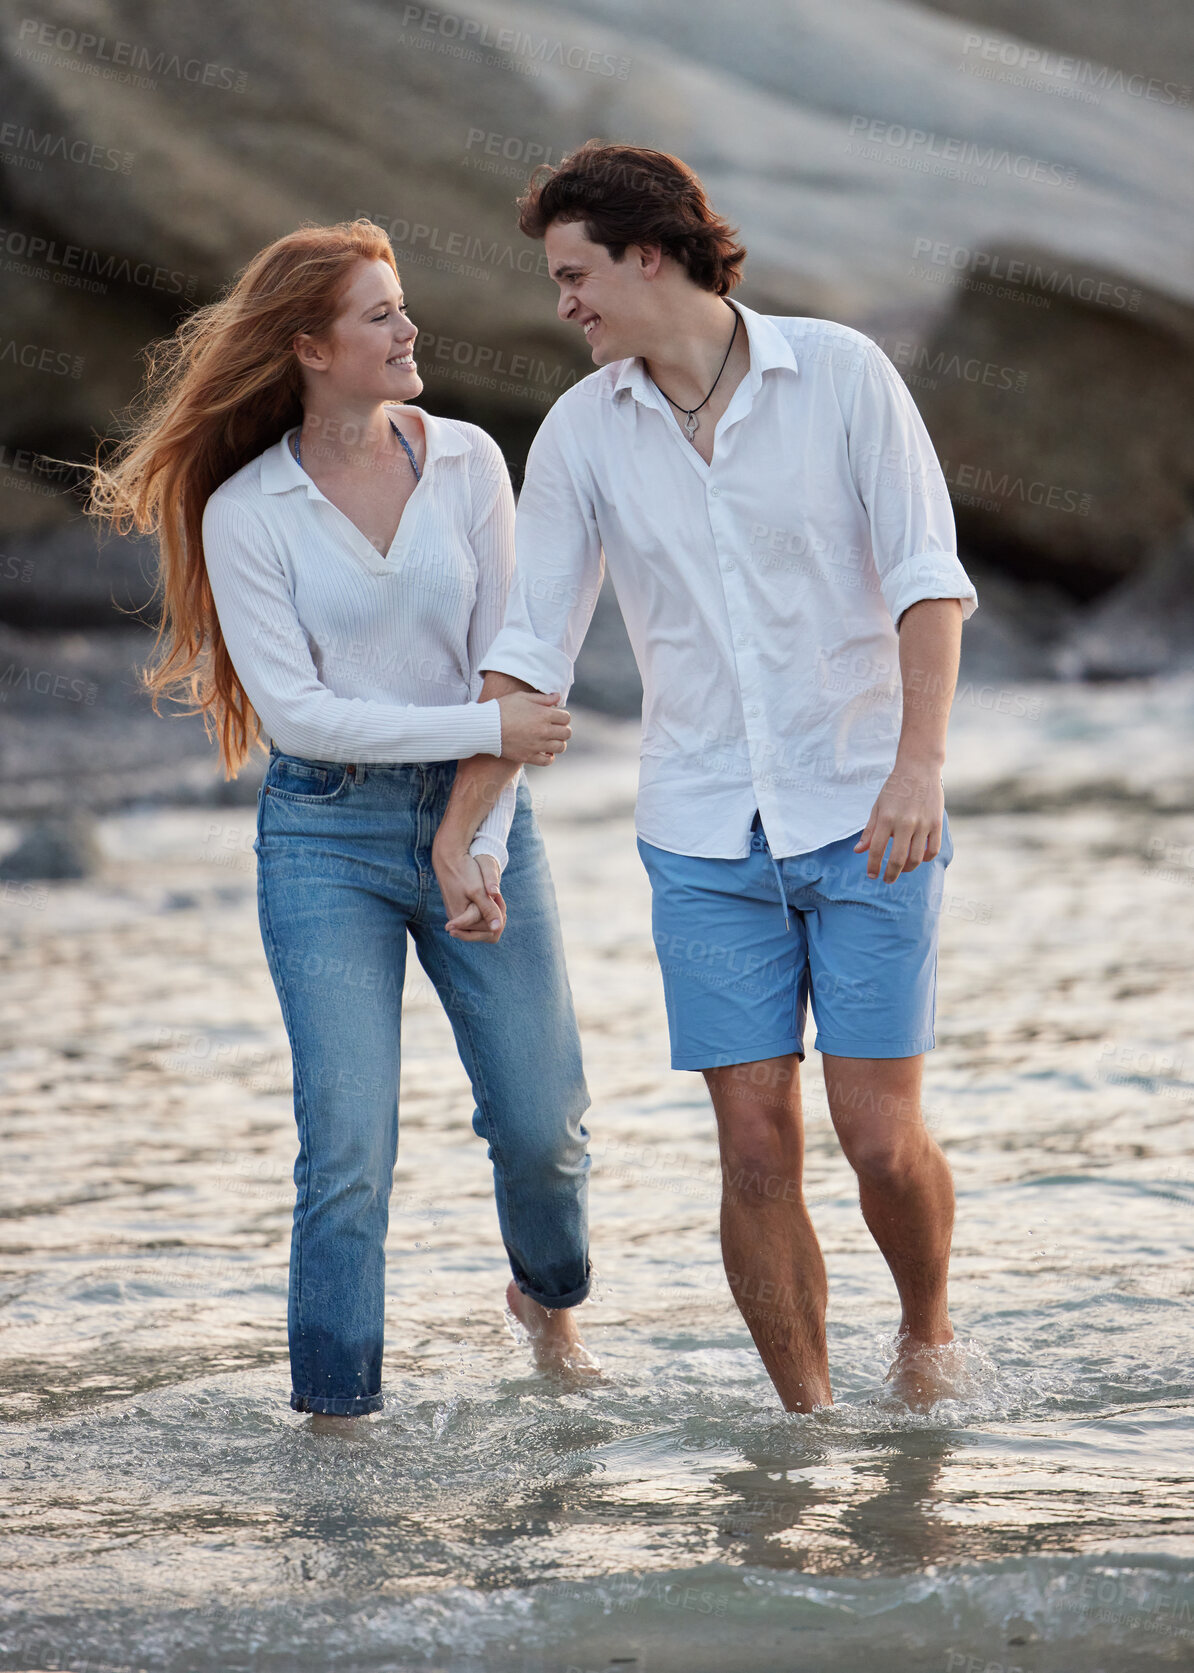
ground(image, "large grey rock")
xmin=918 ymin=0 xmax=1194 ymax=91
xmin=1053 ymin=520 xmax=1194 ymax=679
xmin=0 ymin=0 xmax=1191 ymax=618
xmin=913 ymin=258 xmax=1194 ymax=594
xmin=0 ymin=812 xmax=102 ymax=878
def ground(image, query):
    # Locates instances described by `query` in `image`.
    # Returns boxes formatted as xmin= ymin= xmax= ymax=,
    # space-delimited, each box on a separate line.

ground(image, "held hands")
xmin=496 ymin=690 xmax=571 ymax=765
xmin=432 ymin=846 xmax=507 ymax=942
xmin=854 ymin=761 xmax=945 ymax=883
xmin=431 ymin=687 xmax=570 ymax=944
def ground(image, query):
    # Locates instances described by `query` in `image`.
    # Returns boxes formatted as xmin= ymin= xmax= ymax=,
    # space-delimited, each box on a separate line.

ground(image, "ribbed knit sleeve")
xmin=462 ymin=428 xmax=520 ymax=872
xmin=201 ymin=489 xmax=503 ymax=764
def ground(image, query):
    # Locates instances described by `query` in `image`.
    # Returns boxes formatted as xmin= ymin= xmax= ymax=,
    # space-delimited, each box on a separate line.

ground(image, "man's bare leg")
xmin=822 ymin=1051 xmax=960 ymax=1409
xmin=505 ymin=1282 xmax=601 ymax=1376
xmin=704 ymin=1055 xmax=833 ymax=1412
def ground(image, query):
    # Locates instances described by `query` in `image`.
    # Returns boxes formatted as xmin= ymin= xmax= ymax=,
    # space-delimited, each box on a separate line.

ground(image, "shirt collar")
xmin=610 ymin=298 xmax=799 ymax=408
xmin=259 ymin=405 xmax=469 ymax=495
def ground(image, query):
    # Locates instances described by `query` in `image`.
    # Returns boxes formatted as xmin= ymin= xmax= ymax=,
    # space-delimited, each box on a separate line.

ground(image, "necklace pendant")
xmin=683 ymin=411 xmax=699 ymax=438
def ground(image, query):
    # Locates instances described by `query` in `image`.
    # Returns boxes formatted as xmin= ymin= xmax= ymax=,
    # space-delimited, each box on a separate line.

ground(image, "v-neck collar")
xmin=261 ymin=406 xmax=470 ymax=577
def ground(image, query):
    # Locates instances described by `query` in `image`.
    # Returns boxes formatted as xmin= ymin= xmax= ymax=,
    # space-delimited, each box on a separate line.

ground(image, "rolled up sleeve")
xmin=478 ymin=396 xmax=605 ymax=704
xmin=847 ymin=339 xmax=978 ymax=630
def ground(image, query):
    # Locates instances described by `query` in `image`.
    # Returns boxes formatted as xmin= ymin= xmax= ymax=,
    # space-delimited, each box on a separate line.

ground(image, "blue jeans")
xmin=254 ymin=745 xmax=592 ymax=1416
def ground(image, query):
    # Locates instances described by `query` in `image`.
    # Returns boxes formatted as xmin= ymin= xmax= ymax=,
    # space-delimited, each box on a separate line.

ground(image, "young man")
xmin=432 ymin=142 xmax=978 ymax=1412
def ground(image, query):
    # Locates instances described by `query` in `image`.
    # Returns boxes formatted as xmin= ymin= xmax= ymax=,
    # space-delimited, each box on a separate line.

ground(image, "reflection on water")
xmin=1 ymin=683 xmax=1192 ymax=1670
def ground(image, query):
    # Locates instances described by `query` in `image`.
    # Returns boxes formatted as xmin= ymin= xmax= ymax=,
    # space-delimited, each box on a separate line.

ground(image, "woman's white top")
xmin=201 ymin=406 xmax=518 ymax=869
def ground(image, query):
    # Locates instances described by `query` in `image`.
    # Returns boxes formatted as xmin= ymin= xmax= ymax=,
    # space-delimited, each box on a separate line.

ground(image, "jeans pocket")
xmin=264 ymin=754 xmax=352 ymax=804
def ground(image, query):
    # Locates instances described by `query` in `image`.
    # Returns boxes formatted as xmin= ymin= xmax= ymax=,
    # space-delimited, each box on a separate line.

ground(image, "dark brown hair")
xmin=517 ymin=140 xmax=746 ymax=296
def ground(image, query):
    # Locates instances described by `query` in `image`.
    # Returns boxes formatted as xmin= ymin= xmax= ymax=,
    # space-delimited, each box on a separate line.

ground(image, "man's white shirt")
xmin=481 ymin=300 xmax=979 ymax=859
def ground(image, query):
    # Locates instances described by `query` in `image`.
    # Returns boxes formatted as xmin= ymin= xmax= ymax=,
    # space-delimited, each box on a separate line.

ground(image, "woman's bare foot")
xmin=505 ymin=1280 xmax=601 ymax=1377
xmin=307 ymin=1411 xmax=367 ymax=1435
xmin=884 ymin=1333 xmax=968 ymax=1412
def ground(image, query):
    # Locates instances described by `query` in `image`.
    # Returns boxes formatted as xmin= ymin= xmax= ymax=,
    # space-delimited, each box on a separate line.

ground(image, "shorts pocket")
xmin=263 ymin=754 xmax=351 ymax=804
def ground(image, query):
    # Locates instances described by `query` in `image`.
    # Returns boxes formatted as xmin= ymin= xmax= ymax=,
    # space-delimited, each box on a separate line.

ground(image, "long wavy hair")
xmin=87 ymin=218 xmax=398 ymax=777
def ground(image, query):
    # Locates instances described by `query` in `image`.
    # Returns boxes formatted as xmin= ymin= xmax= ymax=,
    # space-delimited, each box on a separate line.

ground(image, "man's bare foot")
xmin=884 ymin=1333 xmax=968 ymax=1412
xmin=505 ymin=1279 xmax=601 ymax=1377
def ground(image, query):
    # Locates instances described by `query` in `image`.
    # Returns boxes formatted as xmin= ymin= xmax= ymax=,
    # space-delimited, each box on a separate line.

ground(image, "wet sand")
xmin=0 ymin=677 xmax=1192 ymax=1671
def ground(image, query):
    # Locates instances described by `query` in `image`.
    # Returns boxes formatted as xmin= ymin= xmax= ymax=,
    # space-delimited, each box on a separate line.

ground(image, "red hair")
xmin=87 ymin=218 xmax=398 ymax=776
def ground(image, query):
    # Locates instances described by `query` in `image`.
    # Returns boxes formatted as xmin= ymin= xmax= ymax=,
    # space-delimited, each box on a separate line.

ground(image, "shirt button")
xmin=721 ymin=558 xmax=736 ymax=572
xmin=710 ymin=486 xmax=721 ymax=497
xmin=746 ymin=705 xmax=760 ymax=717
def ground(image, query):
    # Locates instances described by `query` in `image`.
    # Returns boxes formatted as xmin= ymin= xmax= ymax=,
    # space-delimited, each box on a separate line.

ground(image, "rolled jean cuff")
xmin=513 ymin=1256 xmax=592 ymax=1311
xmin=290 ymin=1390 xmax=384 ymax=1417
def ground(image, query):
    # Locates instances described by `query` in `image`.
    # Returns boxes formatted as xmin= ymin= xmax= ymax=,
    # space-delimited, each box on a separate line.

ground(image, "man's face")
xmin=545 ymin=219 xmax=657 ymax=365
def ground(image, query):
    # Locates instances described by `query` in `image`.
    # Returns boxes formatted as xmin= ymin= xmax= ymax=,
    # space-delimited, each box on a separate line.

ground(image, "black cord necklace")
xmin=648 ymin=305 xmax=740 ymax=440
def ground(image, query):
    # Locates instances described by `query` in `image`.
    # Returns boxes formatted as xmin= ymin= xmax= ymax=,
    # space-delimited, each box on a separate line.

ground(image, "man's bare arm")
xmin=854 ymin=597 xmax=963 ymax=883
xmin=432 ymin=671 xmax=569 ymax=940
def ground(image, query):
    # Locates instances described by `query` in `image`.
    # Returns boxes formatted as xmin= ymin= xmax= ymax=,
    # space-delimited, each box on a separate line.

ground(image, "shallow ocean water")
xmin=1 ymin=678 xmax=1192 ymax=1672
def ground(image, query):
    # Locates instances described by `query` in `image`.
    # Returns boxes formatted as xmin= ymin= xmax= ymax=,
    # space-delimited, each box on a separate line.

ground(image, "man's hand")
xmin=496 ymin=690 xmax=571 ymax=765
xmin=433 ymin=843 xmax=507 ymax=942
xmin=854 ymin=762 xmax=944 ymax=883
xmin=431 ymin=673 xmax=563 ymax=943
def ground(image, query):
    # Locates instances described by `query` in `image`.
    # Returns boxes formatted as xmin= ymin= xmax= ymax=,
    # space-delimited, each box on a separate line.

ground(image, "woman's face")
xmin=297 ymin=256 xmax=423 ymax=404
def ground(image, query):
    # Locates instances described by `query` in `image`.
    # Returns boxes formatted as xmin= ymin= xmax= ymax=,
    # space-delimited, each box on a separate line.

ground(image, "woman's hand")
xmin=496 ymin=690 xmax=571 ymax=765
xmin=433 ymin=844 xmax=507 ymax=942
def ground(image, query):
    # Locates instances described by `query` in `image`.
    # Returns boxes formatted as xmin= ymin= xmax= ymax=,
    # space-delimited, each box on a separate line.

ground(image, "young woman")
xmin=88 ymin=219 xmax=598 ymax=1424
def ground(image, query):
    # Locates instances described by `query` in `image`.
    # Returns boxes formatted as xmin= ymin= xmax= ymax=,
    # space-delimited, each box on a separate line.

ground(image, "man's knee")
xmin=838 ymin=1123 xmax=924 ymax=1189
xmin=717 ymin=1109 xmax=804 ymax=1207
xmin=709 ymin=1064 xmax=803 ymax=1207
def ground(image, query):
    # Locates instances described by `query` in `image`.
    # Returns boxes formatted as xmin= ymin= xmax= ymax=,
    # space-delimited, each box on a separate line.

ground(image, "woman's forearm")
xmin=434 ymin=672 xmax=532 ymax=855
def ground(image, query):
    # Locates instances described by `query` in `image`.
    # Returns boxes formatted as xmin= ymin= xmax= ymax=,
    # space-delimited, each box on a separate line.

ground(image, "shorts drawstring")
xmin=750 ymin=812 xmax=791 ymax=932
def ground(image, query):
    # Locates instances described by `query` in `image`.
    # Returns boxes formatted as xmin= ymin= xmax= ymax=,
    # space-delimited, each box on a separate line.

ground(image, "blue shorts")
xmin=636 ymin=811 xmax=954 ymax=1070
